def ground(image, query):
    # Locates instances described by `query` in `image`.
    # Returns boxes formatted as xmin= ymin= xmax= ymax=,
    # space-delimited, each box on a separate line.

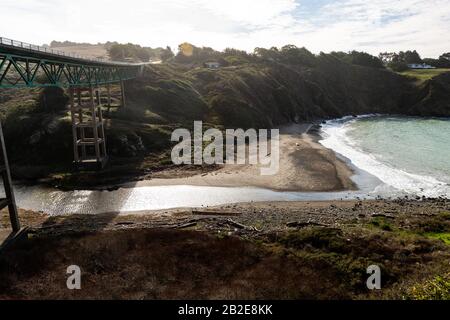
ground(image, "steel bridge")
xmin=0 ymin=37 xmax=146 ymax=88
xmin=0 ymin=37 xmax=149 ymax=244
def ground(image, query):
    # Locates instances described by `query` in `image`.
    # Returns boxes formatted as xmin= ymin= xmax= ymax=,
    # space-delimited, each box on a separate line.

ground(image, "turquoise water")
xmin=320 ymin=116 xmax=450 ymax=198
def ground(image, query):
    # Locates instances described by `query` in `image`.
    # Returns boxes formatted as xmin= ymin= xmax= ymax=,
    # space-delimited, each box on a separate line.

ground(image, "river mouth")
xmin=5 ymin=115 xmax=448 ymax=216
xmin=7 ymin=159 xmax=390 ymax=216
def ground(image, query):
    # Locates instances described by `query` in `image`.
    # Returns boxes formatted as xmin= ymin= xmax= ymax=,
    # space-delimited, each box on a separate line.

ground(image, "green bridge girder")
xmin=0 ymin=40 xmax=146 ymax=88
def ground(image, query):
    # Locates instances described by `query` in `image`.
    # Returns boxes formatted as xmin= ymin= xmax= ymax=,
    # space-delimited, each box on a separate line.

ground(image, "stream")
xmin=5 ymin=165 xmax=394 ymax=216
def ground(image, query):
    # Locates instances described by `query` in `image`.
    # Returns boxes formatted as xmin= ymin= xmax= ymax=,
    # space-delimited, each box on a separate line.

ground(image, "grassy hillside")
xmin=0 ymin=51 xmax=449 ymax=183
xmin=399 ymin=68 xmax=450 ymax=84
xmin=0 ymin=86 xmax=175 ymax=183
xmin=126 ymin=55 xmax=414 ymax=129
xmin=406 ymin=72 xmax=450 ymax=116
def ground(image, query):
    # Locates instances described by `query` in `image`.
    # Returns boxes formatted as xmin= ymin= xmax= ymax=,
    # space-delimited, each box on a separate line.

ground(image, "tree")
xmin=254 ymin=45 xmax=317 ymax=65
xmin=160 ymin=46 xmax=174 ymax=62
xmin=424 ymin=56 xmax=450 ymax=68
xmin=441 ymin=53 xmax=450 ymax=61
xmin=397 ymin=50 xmax=422 ymax=64
xmin=279 ymin=45 xmax=316 ymax=66
xmin=108 ymin=44 xmax=128 ymax=61
xmin=348 ymin=51 xmax=384 ymax=68
xmin=224 ymin=48 xmax=250 ymax=57
xmin=38 ymin=87 xmax=69 ymax=113
xmin=254 ymin=47 xmax=279 ymax=60
xmin=175 ymin=43 xmax=221 ymax=64
xmin=331 ymin=51 xmax=350 ymax=61
xmin=332 ymin=51 xmax=384 ymax=68
xmin=388 ymin=61 xmax=409 ymax=72
xmin=136 ymin=48 xmax=151 ymax=62
xmin=223 ymin=48 xmax=252 ymax=65
xmin=108 ymin=43 xmax=154 ymax=62
xmin=378 ymin=52 xmax=397 ymax=65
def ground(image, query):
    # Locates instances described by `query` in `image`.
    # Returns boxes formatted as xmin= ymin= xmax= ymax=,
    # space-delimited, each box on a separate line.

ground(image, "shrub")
xmin=37 ymin=87 xmax=68 ymax=113
xmin=389 ymin=61 xmax=409 ymax=72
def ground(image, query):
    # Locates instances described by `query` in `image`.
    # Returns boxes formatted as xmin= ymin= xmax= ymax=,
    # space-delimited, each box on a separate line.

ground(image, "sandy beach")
xmin=130 ymin=123 xmax=356 ymax=192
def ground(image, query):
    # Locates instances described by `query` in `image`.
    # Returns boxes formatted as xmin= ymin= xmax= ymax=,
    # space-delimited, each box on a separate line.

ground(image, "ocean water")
xmin=320 ymin=116 xmax=450 ymax=198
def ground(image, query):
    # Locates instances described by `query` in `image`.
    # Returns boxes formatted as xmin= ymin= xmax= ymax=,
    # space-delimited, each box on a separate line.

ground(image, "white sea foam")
xmin=319 ymin=116 xmax=450 ymax=198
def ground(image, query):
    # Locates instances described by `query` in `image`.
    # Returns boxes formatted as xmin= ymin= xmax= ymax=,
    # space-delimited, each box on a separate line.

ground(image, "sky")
xmin=1 ymin=0 xmax=450 ymax=58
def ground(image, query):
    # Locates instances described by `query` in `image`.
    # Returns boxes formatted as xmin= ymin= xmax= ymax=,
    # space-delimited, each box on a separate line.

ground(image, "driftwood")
xmin=174 ymin=222 xmax=198 ymax=229
xmin=115 ymin=221 xmax=135 ymax=226
xmin=371 ymin=213 xmax=395 ymax=219
xmin=286 ymin=221 xmax=326 ymax=228
xmin=225 ymin=219 xmax=260 ymax=232
xmin=192 ymin=210 xmax=240 ymax=216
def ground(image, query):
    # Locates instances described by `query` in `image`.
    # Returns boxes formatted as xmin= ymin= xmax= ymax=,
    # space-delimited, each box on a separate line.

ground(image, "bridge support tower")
xmin=120 ymin=80 xmax=126 ymax=108
xmin=0 ymin=120 xmax=28 ymax=251
xmin=69 ymin=86 xmax=108 ymax=169
xmin=0 ymin=121 xmax=20 ymax=232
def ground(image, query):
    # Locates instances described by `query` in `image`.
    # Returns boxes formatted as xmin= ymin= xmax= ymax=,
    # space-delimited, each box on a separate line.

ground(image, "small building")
xmin=407 ymin=63 xmax=436 ymax=69
xmin=204 ymin=61 xmax=221 ymax=69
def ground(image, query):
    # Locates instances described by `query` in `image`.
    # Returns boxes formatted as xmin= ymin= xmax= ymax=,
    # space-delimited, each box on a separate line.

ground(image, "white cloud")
xmin=0 ymin=0 xmax=449 ymax=57
xmin=302 ymin=0 xmax=450 ymax=57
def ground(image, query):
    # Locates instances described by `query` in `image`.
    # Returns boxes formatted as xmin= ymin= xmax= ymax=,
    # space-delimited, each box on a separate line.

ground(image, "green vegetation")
xmin=280 ymin=227 xmax=348 ymax=252
xmin=272 ymin=218 xmax=450 ymax=298
xmin=424 ymin=233 xmax=450 ymax=245
xmin=423 ymin=52 xmax=450 ymax=68
xmin=380 ymin=50 xmax=423 ymax=71
xmin=406 ymin=210 xmax=450 ymax=245
xmin=370 ymin=217 xmax=394 ymax=231
xmin=379 ymin=50 xmax=450 ymax=72
xmin=50 ymin=40 xmax=92 ymax=48
xmin=389 ymin=61 xmax=409 ymax=72
xmin=0 ymin=85 xmax=175 ymax=183
xmin=331 ymin=51 xmax=385 ymax=68
xmin=406 ymin=274 xmax=450 ymax=300
xmin=175 ymin=43 xmax=227 ymax=65
xmin=108 ymin=43 xmax=174 ymax=62
xmin=255 ymin=45 xmax=317 ymax=66
xmin=399 ymin=68 xmax=450 ymax=83
xmin=2 ymin=43 xmax=450 ymax=184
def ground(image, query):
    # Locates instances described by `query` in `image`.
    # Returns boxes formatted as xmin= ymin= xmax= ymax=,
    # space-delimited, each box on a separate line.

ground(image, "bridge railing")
xmin=0 ymin=37 xmax=138 ymax=66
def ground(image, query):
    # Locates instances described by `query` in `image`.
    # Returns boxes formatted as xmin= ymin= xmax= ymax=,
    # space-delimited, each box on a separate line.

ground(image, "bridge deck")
xmin=0 ymin=37 xmax=149 ymax=88
xmin=0 ymin=37 xmax=144 ymax=67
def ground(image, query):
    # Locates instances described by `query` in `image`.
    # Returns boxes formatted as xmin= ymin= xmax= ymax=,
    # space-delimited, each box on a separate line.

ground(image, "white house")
xmin=407 ymin=63 xmax=436 ymax=69
xmin=204 ymin=61 xmax=221 ymax=69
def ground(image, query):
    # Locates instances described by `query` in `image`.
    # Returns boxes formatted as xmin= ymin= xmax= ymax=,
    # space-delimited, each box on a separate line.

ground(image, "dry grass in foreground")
xmin=0 ymin=207 xmax=449 ymax=300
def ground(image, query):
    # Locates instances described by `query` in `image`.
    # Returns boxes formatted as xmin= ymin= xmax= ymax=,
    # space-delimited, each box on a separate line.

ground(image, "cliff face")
xmin=405 ymin=73 xmax=450 ymax=117
xmin=1 ymin=56 xmax=448 ymax=173
xmin=127 ymin=57 xmax=448 ymax=129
